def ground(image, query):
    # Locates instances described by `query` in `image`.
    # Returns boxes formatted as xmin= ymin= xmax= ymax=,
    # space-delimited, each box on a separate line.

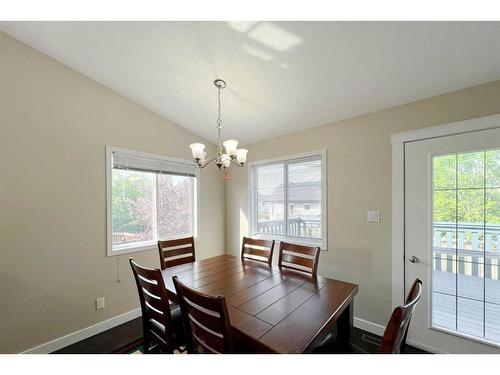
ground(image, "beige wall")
xmin=226 ymin=79 xmax=500 ymax=327
xmin=0 ymin=32 xmax=226 ymax=353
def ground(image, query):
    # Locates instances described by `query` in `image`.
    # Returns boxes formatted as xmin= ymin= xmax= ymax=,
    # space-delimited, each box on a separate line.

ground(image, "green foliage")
xmin=433 ymin=150 xmax=500 ymax=225
xmin=112 ymin=170 xmax=154 ymax=239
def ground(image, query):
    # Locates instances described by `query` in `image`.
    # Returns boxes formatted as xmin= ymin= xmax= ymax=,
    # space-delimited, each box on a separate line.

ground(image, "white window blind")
xmin=112 ymin=150 xmax=197 ymax=177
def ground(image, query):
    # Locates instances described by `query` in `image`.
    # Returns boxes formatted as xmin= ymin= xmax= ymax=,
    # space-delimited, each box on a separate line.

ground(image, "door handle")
xmin=409 ymin=256 xmax=419 ymax=264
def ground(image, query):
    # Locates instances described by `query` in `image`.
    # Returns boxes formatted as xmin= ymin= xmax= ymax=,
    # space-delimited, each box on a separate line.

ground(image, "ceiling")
xmin=2 ymin=21 xmax=500 ymax=145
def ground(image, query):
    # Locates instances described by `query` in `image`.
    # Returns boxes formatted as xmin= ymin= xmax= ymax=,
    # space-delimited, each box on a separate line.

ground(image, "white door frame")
xmin=391 ymin=114 xmax=500 ymax=308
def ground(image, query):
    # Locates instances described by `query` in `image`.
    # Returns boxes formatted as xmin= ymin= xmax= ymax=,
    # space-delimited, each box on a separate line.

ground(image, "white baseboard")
xmin=353 ymin=316 xmax=448 ymax=354
xmin=406 ymin=339 xmax=449 ymax=354
xmin=22 ymin=308 xmax=141 ymax=354
xmin=353 ymin=317 xmax=386 ymax=336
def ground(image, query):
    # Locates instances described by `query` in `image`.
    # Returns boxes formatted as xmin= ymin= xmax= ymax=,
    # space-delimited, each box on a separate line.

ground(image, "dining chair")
xmin=313 ymin=279 xmax=423 ymax=354
xmin=158 ymin=236 xmax=195 ymax=270
xmin=172 ymin=275 xmax=234 ymax=353
xmin=129 ymin=259 xmax=185 ymax=353
xmin=241 ymin=237 xmax=275 ymax=265
xmin=278 ymin=241 xmax=321 ymax=276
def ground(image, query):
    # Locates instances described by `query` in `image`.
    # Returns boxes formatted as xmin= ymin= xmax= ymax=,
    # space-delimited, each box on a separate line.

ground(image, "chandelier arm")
xmin=230 ymin=158 xmax=244 ymax=167
xmin=198 ymin=157 xmax=218 ymax=169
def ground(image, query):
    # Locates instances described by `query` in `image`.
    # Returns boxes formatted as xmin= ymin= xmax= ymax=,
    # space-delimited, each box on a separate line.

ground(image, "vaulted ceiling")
xmin=2 ymin=21 xmax=500 ymax=144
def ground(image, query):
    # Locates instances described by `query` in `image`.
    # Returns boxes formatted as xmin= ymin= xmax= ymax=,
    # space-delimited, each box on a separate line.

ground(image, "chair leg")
xmin=142 ymin=331 xmax=154 ymax=354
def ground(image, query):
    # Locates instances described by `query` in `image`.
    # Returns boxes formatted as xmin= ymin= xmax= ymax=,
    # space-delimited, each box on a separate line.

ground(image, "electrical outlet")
xmin=367 ymin=211 xmax=381 ymax=223
xmin=96 ymin=297 xmax=105 ymax=310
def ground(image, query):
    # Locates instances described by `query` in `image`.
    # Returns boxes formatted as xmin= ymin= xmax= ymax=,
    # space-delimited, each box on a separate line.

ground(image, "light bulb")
xmin=221 ymin=154 xmax=231 ymax=168
xmin=189 ymin=143 xmax=205 ymax=160
xmin=236 ymin=149 xmax=248 ymax=164
xmin=223 ymin=139 xmax=239 ymax=157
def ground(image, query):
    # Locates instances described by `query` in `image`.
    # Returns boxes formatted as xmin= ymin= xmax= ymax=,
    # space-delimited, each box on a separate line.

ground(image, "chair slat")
xmin=162 ymin=246 xmax=193 ymax=257
xmin=243 ymin=246 xmax=272 ymax=259
xmin=145 ymin=303 xmax=165 ymax=323
xmin=281 ymin=242 xmax=318 ymax=256
xmin=186 ymin=304 xmax=224 ymax=333
xmin=158 ymin=237 xmax=195 ymax=270
xmin=137 ymin=277 xmax=162 ymax=296
xmin=180 ymin=285 xmax=224 ymax=312
xmin=189 ymin=318 xmax=225 ymax=353
xmin=278 ymin=242 xmax=320 ymax=276
xmin=241 ymin=237 xmax=275 ymax=265
xmin=142 ymin=291 xmax=166 ymax=313
xmin=281 ymin=253 xmax=314 ymax=269
xmin=159 ymin=237 xmax=194 ymax=248
xmin=165 ymin=255 xmax=195 ymax=269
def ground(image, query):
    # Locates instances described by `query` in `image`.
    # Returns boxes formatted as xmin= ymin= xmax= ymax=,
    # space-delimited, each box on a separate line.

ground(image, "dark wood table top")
xmin=162 ymin=254 xmax=358 ymax=353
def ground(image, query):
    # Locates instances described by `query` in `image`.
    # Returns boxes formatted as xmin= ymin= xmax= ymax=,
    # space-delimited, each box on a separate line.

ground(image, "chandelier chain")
xmin=216 ymin=85 xmax=222 ymax=153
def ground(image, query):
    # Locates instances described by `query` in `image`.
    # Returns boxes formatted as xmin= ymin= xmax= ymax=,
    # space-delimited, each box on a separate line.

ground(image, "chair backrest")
xmin=379 ymin=279 xmax=422 ymax=354
xmin=173 ymin=276 xmax=234 ymax=354
xmin=278 ymin=241 xmax=321 ymax=276
xmin=241 ymin=237 xmax=275 ymax=265
xmin=129 ymin=259 xmax=175 ymax=353
xmin=158 ymin=236 xmax=195 ymax=270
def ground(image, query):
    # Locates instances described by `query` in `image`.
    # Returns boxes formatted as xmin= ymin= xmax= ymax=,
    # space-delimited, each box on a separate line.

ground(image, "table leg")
xmin=337 ymin=302 xmax=353 ymax=343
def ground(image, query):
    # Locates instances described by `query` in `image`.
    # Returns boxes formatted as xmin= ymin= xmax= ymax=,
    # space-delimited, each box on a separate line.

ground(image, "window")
xmin=250 ymin=151 xmax=327 ymax=248
xmin=432 ymin=148 xmax=500 ymax=344
xmin=106 ymin=146 xmax=199 ymax=256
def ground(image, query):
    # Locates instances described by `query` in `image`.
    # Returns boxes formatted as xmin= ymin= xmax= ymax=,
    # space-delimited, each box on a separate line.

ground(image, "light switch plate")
xmin=367 ymin=211 xmax=381 ymax=223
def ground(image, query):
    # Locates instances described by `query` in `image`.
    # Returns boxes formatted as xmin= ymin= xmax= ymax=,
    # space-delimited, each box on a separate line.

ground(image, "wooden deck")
xmin=433 ymin=270 xmax=500 ymax=342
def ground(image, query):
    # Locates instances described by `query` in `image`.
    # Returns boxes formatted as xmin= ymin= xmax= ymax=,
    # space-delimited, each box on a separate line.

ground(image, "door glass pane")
xmin=486 ymin=149 xmax=500 ymax=188
xmin=287 ymin=159 xmax=321 ymax=239
xmin=457 ymin=261 xmax=484 ymax=301
xmin=485 ymin=303 xmax=500 ymax=342
xmin=432 ymin=149 xmax=500 ymax=344
xmin=458 ymin=151 xmax=484 ymax=189
xmin=457 ymin=297 xmax=484 ymax=337
xmin=255 ymin=164 xmax=285 ymax=235
xmin=434 ymin=154 xmax=456 ymax=190
xmin=485 ymin=263 xmax=500 ymax=305
xmin=432 ymin=292 xmax=456 ymax=331
xmin=485 ymin=188 xmax=500 ymax=264
xmin=433 ymin=256 xmax=456 ymax=295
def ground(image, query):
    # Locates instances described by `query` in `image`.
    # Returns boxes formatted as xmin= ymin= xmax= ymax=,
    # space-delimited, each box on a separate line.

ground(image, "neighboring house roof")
xmin=258 ymin=181 xmax=321 ymax=202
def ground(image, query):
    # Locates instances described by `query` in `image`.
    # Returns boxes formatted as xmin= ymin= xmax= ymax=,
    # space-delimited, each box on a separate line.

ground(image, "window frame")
xmin=106 ymin=146 xmax=200 ymax=257
xmin=249 ymin=150 xmax=328 ymax=250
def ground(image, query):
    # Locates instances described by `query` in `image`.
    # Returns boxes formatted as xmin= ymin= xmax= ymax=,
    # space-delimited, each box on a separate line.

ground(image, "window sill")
xmin=250 ymin=233 xmax=327 ymax=250
xmin=108 ymin=242 xmax=158 ymax=257
xmin=108 ymin=236 xmax=199 ymax=257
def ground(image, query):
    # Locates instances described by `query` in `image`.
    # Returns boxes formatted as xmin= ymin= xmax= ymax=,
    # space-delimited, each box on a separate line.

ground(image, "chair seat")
xmin=147 ymin=304 xmax=185 ymax=350
xmin=312 ymin=333 xmax=367 ymax=354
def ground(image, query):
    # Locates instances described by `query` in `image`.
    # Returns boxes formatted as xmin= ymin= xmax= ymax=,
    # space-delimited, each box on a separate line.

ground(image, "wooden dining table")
xmin=162 ymin=254 xmax=358 ymax=353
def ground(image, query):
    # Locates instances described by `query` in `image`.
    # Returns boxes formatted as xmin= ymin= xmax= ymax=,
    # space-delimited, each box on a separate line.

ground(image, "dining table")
xmin=162 ymin=254 xmax=359 ymax=353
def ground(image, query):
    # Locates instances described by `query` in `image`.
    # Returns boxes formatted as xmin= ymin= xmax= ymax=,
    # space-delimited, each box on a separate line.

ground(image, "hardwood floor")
xmin=53 ymin=317 xmax=427 ymax=354
xmin=53 ymin=318 xmax=143 ymax=354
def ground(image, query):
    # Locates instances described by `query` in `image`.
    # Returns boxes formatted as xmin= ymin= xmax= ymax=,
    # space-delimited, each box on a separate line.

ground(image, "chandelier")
xmin=189 ymin=79 xmax=248 ymax=170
